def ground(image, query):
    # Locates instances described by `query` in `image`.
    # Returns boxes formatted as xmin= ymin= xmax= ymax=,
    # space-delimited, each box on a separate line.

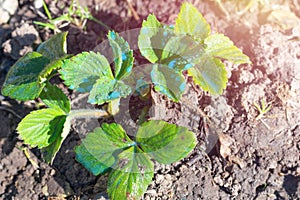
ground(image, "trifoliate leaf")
xmin=160 ymin=35 xmax=204 ymax=71
xmin=151 ymin=64 xmax=186 ymax=102
xmin=75 ymin=123 xmax=133 ymax=176
xmin=175 ymin=2 xmax=211 ymax=41
xmin=88 ymin=77 xmax=131 ymax=105
xmin=136 ymin=120 xmax=197 ymax=164
xmin=1 ymin=52 xmax=50 ymax=100
xmin=138 ymin=14 xmax=162 ymax=63
xmin=108 ymin=146 xmax=154 ymax=200
xmin=37 ymin=32 xmax=68 ymax=60
xmin=41 ymin=116 xmax=71 ymax=164
xmin=204 ymin=34 xmax=251 ymax=65
xmin=107 ymin=31 xmax=134 ymax=80
xmin=60 ymin=51 xmax=112 ymax=92
xmin=188 ymin=56 xmax=227 ymax=95
xmin=40 ymin=82 xmax=70 ymax=114
xmin=17 ymin=108 xmax=67 ymax=148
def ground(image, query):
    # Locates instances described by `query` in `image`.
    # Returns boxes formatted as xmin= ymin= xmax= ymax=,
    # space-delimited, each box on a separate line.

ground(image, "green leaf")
xmin=138 ymin=14 xmax=162 ymax=63
xmin=17 ymin=108 xmax=66 ymax=148
xmin=175 ymin=2 xmax=211 ymax=41
xmin=60 ymin=51 xmax=112 ymax=92
xmin=40 ymin=82 xmax=70 ymax=113
xmin=75 ymin=123 xmax=133 ymax=176
xmin=204 ymin=34 xmax=251 ymax=65
xmin=188 ymin=56 xmax=227 ymax=95
xmin=108 ymin=146 xmax=154 ymax=200
xmin=39 ymin=55 xmax=69 ymax=84
xmin=160 ymin=35 xmax=204 ymax=71
xmin=88 ymin=77 xmax=131 ymax=105
xmin=41 ymin=116 xmax=71 ymax=164
xmin=107 ymin=31 xmax=134 ymax=80
xmin=151 ymin=64 xmax=186 ymax=102
xmin=37 ymin=32 xmax=68 ymax=60
xmin=136 ymin=120 xmax=197 ymax=164
xmin=150 ymin=25 xmax=175 ymax=62
xmin=1 ymin=52 xmax=50 ymax=100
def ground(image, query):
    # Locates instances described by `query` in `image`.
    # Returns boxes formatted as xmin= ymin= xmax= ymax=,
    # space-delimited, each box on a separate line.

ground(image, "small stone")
xmin=34 ymin=0 xmax=43 ymax=9
xmin=0 ymin=8 xmax=9 ymax=24
xmin=0 ymin=0 xmax=18 ymax=14
xmin=145 ymin=189 xmax=157 ymax=195
xmin=0 ymin=0 xmax=18 ymax=24
xmin=155 ymin=174 xmax=164 ymax=184
xmin=213 ymin=175 xmax=224 ymax=186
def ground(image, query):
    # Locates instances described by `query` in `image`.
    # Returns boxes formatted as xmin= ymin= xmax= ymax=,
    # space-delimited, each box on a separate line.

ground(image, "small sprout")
xmin=34 ymin=0 xmax=109 ymax=32
xmin=254 ymin=99 xmax=272 ymax=120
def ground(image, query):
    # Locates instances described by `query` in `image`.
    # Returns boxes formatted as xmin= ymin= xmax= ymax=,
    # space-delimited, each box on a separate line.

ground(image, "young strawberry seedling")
xmin=1 ymin=3 xmax=250 ymax=199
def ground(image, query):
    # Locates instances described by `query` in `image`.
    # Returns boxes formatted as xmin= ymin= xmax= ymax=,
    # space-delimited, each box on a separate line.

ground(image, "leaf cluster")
xmin=138 ymin=2 xmax=250 ymax=101
xmin=1 ymin=2 xmax=250 ymax=199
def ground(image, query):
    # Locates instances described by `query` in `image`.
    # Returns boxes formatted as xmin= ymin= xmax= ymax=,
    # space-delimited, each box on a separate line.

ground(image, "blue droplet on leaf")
xmin=86 ymin=85 xmax=92 ymax=91
xmin=77 ymin=87 xmax=85 ymax=93
xmin=179 ymin=82 xmax=186 ymax=92
xmin=126 ymin=66 xmax=132 ymax=73
xmin=168 ymin=60 xmax=176 ymax=68
xmin=142 ymin=28 xmax=149 ymax=35
xmin=110 ymin=31 xmax=116 ymax=40
xmin=109 ymin=91 xmax=120 ymax=99
xmin=88 ymin=99 xmax=96 ymax=104
xmin=122 ymin=53 xmax=127 ymax=61
xmin=183 ymin=63 xmax=193 ymax=70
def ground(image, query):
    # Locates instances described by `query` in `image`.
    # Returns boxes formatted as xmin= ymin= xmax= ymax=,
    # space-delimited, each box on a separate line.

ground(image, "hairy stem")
xmin=68 ymin=109 xmax=109 ymax=119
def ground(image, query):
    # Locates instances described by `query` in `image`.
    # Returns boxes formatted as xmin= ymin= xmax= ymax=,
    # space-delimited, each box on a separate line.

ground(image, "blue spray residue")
xmin=109 ymin=91 xmax=120 ymax=99
xmin=142 ymin=28 xmax=149 ymax=35
xmin=175 ymin=77 xmax=181 ymax=82
xmin=110 ymin=31 xmax=116 ymax=40
xmin=151 ymin=70 xmax=157 ymax=78
xmin=77 ymin=87 xmax=86 ymax=93
xmin=183 ymin=63 xmax=193 ymax=70
xmin=157 ymin=86 xmax=167 ymax=94
xmin=126 ymin=65 xmax=132 ymax=73
xmin=82 ymin=78 xmax=90 ymax=83
xmin=86 ymin=85 xmax=93 ymax=91
xmin=122 ymin=53 xmax=127 ymax=61
xmin=179 ymin=82 xmax=186 ymax=92
xmin=168 ymin=60 xmax=176 ymax=68
xmin=88 ymin=98 xmax=96 ymax=104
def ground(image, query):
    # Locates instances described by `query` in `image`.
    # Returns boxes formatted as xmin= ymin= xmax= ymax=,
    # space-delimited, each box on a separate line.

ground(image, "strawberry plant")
xmin=1 ymin=2 xmax=250 ymax=199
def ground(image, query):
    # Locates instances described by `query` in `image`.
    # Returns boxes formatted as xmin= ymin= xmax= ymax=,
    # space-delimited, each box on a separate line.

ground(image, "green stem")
xmin=68 ymin=109 xmax=109 ymax=119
